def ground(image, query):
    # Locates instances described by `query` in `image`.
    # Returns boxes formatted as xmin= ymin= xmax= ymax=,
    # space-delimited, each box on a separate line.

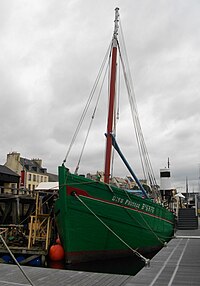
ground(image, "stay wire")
xmin=117 ymin=24 xmax=147 ymax=181
xmin=0 ymin=234 xmax=35 ymax=286
xmin=74 ymin=58 xmax=111 ymax=174
xmin=117 ymin=41 xmax=146 ymax=180
xmin=118 ymin=21 xmax=158 ymax=192
xmin=74 ymin=193 xmax=150 ymax=266
xmin=63 ymin=42 xmax=112 ymax=165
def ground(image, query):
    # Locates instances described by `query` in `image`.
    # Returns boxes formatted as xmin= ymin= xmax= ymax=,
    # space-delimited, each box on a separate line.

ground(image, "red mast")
xmin=104 ymin=8 xmax=119 ymax=183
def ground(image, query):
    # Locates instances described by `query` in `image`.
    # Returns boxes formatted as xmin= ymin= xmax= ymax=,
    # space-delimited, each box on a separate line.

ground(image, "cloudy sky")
xmin=1 ymin=0 xmax=200 ymax=192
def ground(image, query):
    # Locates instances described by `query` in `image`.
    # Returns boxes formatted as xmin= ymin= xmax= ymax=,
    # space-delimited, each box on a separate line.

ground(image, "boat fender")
xmin=49 ymin=244 xmax=65 ymax=261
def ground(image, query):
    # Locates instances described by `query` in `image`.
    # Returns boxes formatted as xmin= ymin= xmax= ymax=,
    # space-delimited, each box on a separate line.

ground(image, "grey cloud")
xmin=0 ymin=0 xmax=200 ymax=192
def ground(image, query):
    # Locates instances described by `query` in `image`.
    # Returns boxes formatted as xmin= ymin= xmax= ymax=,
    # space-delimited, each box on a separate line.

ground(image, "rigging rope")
xmin=65 ymin=176 xmax=172 ymax=242
xmin=63 ymin=42 xmax=112 ymax=165
xmin=74 ymin=192 xmax=150 ymax=266
xmin=118 ymin=20 xmax=160 ymax=199
xmin=62 ymin=16 xmax=160 ymax=201
xmin=74 ymin=57 xmax=111 ymax=174
xmin=0 ymin=234 xmax=35 ymax=286
xmin=120 ymin=188 xmax=172 ymax=241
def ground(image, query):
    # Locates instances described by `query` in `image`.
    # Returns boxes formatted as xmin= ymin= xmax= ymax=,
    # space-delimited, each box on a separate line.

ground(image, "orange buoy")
xmin=49 ymin=244 xmax=65 ymax=261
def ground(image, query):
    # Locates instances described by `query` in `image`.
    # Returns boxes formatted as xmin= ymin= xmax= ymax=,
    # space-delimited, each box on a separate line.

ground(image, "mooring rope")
xmin=0 ymin=234 xmax=35 ymax=286
xmin=65 ymin=176 xmax=172 ymax=243
xmin=122 ymin=189 xmax=170 ymax=243
xmin=74 ymin=193 xmax=150 ymax=266
xmin=62 ymin=173 xmax=173 ymax=243
xmin=64 ymin=174 xmax=173 ymax=243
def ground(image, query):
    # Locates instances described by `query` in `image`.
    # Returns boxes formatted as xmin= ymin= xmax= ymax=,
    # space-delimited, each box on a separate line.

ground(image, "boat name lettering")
xmin=111 ymin=196 xmax=155 ymax=214
xmin=141 ymin=203 xmax=155 ymax=214
xmin=124 ymin=199 xmax=140 ymax=209
xmin=112 ymin=196 xmax=141 ymax=209
xmin=112 ymin=196 xmax=124 ymax=204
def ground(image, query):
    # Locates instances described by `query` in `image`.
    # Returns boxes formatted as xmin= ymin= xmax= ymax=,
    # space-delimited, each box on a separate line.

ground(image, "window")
xmin=160 ymin=171 xmax=170 ymax=178
xmin=11 ymin=184 xmax=15 ymax=191
xmin=33 ymin=175 xmax=36 ymax=182
xmin=41 ymin=176 xmax=43 ymax=182
xmin=28 ymin=174 xmax=32 ymax=181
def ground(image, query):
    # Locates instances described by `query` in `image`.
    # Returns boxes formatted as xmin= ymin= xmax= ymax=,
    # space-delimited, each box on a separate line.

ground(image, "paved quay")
xmin=0 ymin=227 xmax=200 ymax=285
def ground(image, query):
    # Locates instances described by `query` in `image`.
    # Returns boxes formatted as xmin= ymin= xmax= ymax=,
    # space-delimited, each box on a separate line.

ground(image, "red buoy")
xmin=49 ymin=244 xmax=65 ymax=261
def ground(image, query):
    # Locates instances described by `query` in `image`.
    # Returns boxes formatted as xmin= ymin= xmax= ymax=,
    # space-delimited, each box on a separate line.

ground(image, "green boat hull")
xmin=55 ymin=165 xmax=175 ymax=264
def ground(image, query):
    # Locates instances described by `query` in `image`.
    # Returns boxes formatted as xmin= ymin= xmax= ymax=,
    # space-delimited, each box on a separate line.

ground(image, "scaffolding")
xmin=28 ymin=193 xmax=52 ymax=250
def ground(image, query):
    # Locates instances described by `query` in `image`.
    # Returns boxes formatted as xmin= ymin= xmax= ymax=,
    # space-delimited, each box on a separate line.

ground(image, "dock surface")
xmin=0 ymin=228 xmax=200 ymax=285
xmin=127 ymin=227 xmax=200 ymax=286
xmin=0 ymin=263 xmax=131 ymax=286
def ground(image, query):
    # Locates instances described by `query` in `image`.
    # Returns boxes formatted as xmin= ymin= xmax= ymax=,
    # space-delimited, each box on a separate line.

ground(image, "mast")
xmin=104 ymin=8 xmax=119 ymax=183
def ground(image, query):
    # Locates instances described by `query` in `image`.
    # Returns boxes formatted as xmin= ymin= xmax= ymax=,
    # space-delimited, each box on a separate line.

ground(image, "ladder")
xmin=28 ymin=193 xmax=52 ymax=250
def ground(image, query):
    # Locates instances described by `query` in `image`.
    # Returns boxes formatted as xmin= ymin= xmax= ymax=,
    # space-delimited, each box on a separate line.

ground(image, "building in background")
xmin=4 ymin=152 xmax=57 ymax=192
xmin=0 ymin=165 xmax=20 ymax=194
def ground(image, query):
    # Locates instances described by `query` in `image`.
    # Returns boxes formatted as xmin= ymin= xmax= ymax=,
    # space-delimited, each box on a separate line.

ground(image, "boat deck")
xmin=0 ymin=227 xmax=200 ymax=285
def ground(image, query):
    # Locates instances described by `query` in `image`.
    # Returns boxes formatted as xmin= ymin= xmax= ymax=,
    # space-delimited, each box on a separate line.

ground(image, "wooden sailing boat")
xmin=54 ymin=8 xmax=175 ymax=264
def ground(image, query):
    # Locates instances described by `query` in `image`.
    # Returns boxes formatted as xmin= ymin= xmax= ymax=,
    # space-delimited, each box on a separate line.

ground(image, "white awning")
xmin=175 ymin=192 xmax=185 ymax=198
xmin=35 ymin=182 xmax=59 ymax=191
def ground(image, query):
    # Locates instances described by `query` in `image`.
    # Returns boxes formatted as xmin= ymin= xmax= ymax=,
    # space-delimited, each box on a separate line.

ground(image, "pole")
xmin=186 ymin=176 xmax=188 ymax=208
xmin=108 ymin=133 xmax=148 ymax=198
